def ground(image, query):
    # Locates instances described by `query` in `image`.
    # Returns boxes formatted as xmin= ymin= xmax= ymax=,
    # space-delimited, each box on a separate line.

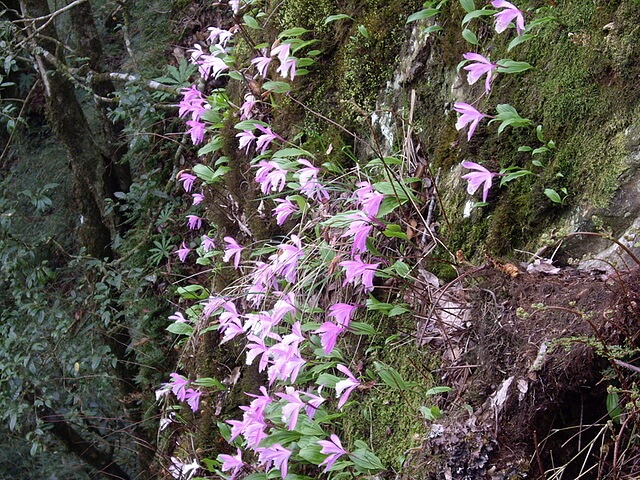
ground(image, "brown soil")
xmin=405 ymin=264 xmax=640 ymax=480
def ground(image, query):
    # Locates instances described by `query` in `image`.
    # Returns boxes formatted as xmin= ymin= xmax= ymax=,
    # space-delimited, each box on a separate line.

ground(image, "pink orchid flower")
xmin=318 ymin=434 xmax=348 ymax=472
xmin=272 ymin=197 xmax=298 ymax=225
xmin=461 ymin=161 xmax=498 ymax=203
xmin=327 ymin=303 xmax=358 ymax=327
xmin=186 ymin=214 xmax=202 ymax=230
xmin=314 ymin=321 xmax=344 ymax=354
xmin=463 ymin=52 xmax=497 ymax=94
xmin=222 ymin=236 xmax=244 ymax=269
xmin=453 ymin=102 xmax=487 ymax=141
xmin=335 ymin=364 xmax=360 ymax=408
xmin=175 ymin=242 xmax=190 ymax=262
xmin=339 ymin=255 xmax=380 ymax=292
xmin=492 ymin=0 xmax=525 ymax=36
xmin=218 ymin=448 xmax=243 ymax=480
xmin=257 ymin=444 xmax=292 ymax=479
xmin=178 ymin=172 xmax=196 ymax=192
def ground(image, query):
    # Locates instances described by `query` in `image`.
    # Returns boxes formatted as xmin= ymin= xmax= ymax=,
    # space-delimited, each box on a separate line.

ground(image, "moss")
xmin=415 ymin=1 xmax=640 ymax=258
xmin=340 ymin=312 xmax=441 ymax=470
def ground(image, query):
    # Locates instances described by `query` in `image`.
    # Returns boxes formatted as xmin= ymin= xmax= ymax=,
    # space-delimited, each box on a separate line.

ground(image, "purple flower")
xmin=492 ymin=0 xmax=525 ymax=36
xmin=218 ymin=448 xmax=243 ymax=480
xmin=175 ymin=242 xmax=190 ymax=262
xmin=257 ymin=444 xmax=292 ymax=479
xmin=271 ymin=43 xmax=291 ymax=63
xmin=223 ymin=236 xmax=244 ymax=269
xmin=341 ymin=212 xmax=373 ymax=255
xmin=194 ymin=52 xmax=229 ymax=80
xmin=461 ymin=161 xmax=498 ymax=203
xmin=255 ymin=160 xmax=288 ymax=194
xmin=335 ymin=364 xmax=360 ymax=408
xmin=178 ymin=172 xmax=197 ymax=193
xmin=314 ymin=321 xmax=344 ymax=354
xmin=184 ymin=388 xmax=201 ymax=412
xmin=339 ymin=255 xmax=380 ymax=292
xmin=277 ymin=57 xmax=297 ymax=81
xmin=255 ymin=125 xmax=283 ymax=154
xmin=186 ymin=119 xmax=206 ymax=145
xmin=207 ymin=26 xmax=233 ymax=46
xmin=304 ymin=390 xmax=325 ymax=419
xmin=236 ymin=129 xmax=256 ymax=154
xmin=179 ymin=86 xmax=208 ymax=121
xmin=453 ymin=102 xmax=487 ymax=141
xmin=354 ymin=181 xmax=384 ymax=217
xmin=276 ymin=387 xmax=306 ymax=430
xmin=271 ymin=292 xmax=296 ymax=324
xmin=169 ymin=311 xmax=188 ymax=323
xmin=318 ymin=434 xmax=348 ymax=472
xmin=201 ymin=234 xmax=215 ymax=252
xmin=327 ymin=303 xmax=357 ymax=327
xmin=191 ymin=192 xmax=204 ymax=205
xmin=463 ymin=52 xmax=497 ymax=93
xmin=273 ymin=197 xmax=298 ymax=225
xmin=297 ymin=159 xmax=329 ymax=201
xmin=239 ymin=94 xmax=256 ymax=120
xmin=169 ymin=373 xmax=189 ymax=401
xmin=251 ymin=54 xmax=272 ymax=78
xmin=186 ymin=214 xmax=202 ymax=230
xmin=270 ymin=235 xmax=304 ymax=283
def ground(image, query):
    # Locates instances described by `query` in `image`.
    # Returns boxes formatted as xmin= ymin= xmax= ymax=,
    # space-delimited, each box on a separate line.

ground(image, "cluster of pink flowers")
xmin=165 ymin=2 xmax=397 ymax=477
xmin=454 ymin=0 xmax=525 ymax=201
xmin=157 ymin=373 xmax=202 ymax=412
xmin=251 ymin=41 xmax=299 ymax=81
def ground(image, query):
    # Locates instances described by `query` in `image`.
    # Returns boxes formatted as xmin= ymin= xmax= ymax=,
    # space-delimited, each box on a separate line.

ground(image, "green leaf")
xmin=197 ymin=136 xmax=223 ymax=156
xmin=243 ymin=14 xmax=262 ymax=29
xmin=460 ymin=0 xmax=475 ymax=13
xmin=390 ymin=260 xmax=410 ymax=277
xmin=544 ymin=188 xmax=562 ymax=204
xmin=262 ymin=81 xmax=292 ymax=93
xmin=406 ymin=8 xmax=440 ymax=23
xmin=272 ymin=147 xmax=312 ymax=158
xmin=490 ymin=104 xmax=533 ymax=134
xmin=424 ymin=25 xmax=444 ymax=33
xmin=298 ymin=443 xmax=326 ymax=464
xmin=461 ymin=28 xmax=478 ymax=45
xmin=374 ymin=361 xmax=412 ymax=390
xmin=607 ymin=391 xmax=621 ymax=423
xmin=420 ymin=405 xmax=443 ymax=420
xmin=389 ymin=305 xmax=410 ymax=316
xmin=192 ymin=164 xmax=229 ymax=184
xmin=324 ymin=13 xmax=354 ymax=25
xmin=278 ymin=27 xmax=310 ymax=38
xmin=193 ymin=377 xmax=225 ymax=390
xmin=382 ymin=224 xmax=409 ymax=240
xmin=499 ymin=168 xmax=533 ymax=186
xmin=176 ymin=284 xmax=209 ymax=300
xmin=532 ymin=147 xmax=549 ymax=155
xmin=461 ymin=8 xmax=496 ymax=26
xmin=348 ymin=322 xmax=378 ymax=336
xmin=425 ymin=386 xmax=453 ymax=395
xmin=536 ymin=124 xmax=544 ymax=142
xmin=517 ymin=146 xmax=533 ymax=152
xmin=507 ymin=33 xmax=533 ymax=51
xmin=234 ymin=119 xmax=269 ymax=131
xmin=166 ymin=322 xmax=194 ymax=336
xmin=357 ymin=25 xmax=370 ymax=38
xmin=496 ymin=59 xmax=533 ymax=74
xmin=349 ymin=449 xmax=385 ymax=472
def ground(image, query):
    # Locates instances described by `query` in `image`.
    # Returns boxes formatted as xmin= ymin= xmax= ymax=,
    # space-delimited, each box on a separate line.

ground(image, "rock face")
xmin=361 ymin=2 xmax=640 ymax=478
